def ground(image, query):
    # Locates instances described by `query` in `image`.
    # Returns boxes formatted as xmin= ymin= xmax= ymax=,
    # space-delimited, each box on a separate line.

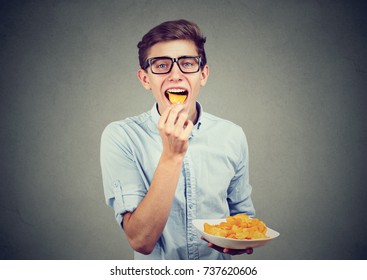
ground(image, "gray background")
xmin=1 ymin=0 xmax=366 ymax=260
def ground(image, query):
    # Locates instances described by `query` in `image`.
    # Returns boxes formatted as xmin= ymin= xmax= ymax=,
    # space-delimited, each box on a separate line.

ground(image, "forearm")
xmin=123 ymin=154 xmax=183 ymax=254
xmin=123 ymin=104 xmax=192 ymax=255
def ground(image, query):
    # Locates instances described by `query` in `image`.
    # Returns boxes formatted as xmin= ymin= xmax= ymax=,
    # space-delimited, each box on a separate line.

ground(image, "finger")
xmin=223 ymin=247 xmax=253 ymax=255
xmin=166 ymin=104 xmax=185 ymax=126
xmin=173 ymin=112 xmax=189 ymax=137
xmin=158 ymin=105 xmax=173 ymax=131
xmin=201 ymin=237 xmax=252 ymax=256
xmin=165 ymin=105 xmax=185 ymax=135
xmin=207 ymin=242 xmax=220 ymax=250
xmin=206 ymin=241 xmax=224 ymax=252
xmin=180 ymin=119 xmax=193 ymax=140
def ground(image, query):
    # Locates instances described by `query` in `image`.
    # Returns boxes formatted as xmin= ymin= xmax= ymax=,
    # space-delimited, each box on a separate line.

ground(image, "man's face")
xmin=138 ymin=40 xmax=209 ymax=122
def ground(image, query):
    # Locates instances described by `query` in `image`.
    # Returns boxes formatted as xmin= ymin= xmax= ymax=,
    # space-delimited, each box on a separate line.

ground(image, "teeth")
xmin=167 ymin=88 xmax=186 ymax=94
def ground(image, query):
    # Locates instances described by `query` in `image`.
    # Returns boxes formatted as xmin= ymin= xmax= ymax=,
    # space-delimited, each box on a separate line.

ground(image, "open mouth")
xmin=165 ymin=88 xmax=188 ymax=104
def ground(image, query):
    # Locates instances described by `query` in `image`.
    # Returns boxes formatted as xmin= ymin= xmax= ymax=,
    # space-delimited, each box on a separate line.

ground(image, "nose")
xmin=168 ymin=62 xmax=183 ymax=81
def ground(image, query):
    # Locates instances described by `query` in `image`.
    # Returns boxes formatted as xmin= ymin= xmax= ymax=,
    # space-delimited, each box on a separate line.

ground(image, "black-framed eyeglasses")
xmin=143 ymin=56 xmax=202 ymax=74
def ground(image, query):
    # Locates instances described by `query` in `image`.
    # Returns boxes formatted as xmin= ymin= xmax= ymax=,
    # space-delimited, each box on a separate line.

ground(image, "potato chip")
xmin=203 ymin=213 xmax=269 ymax=240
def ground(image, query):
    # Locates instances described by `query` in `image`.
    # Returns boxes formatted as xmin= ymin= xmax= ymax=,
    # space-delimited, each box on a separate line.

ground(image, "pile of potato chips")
xmin=204 ymin=214 xmax=269 ymax=240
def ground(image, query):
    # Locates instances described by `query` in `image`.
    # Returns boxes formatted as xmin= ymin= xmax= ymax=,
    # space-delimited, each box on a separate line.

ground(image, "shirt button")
xmin=189 ymin=204 xmax=193 ymax=209
xmin=189 ymin=237 xmax=193 ymax=241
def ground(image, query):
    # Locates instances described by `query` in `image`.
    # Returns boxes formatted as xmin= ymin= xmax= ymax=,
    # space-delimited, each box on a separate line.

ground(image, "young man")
xmin=100 ymin=19 xmax=255 ymax=260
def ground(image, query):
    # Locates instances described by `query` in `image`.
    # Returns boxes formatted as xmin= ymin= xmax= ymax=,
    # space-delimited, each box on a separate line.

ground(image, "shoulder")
xmin=200 ymin=112 xmax=249 ymax=152
xmin=103 ymin=111 xmax=151 ymax=134
xmin=201 ymin=112 xmax=245 ymax=136
xmin=101 ymin=111 xmax=152 ymax=144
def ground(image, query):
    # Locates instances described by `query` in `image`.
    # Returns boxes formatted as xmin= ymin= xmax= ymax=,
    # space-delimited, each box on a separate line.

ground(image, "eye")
xmin=151 ymin=58 xmax=172 ymax=72
xmin=180 ymin=57 xmax=199 ymax=69
xmin=157 ymin=63 xmax=168 ymax=69
xmin=183 ymin=61 xmax=193 ymax=67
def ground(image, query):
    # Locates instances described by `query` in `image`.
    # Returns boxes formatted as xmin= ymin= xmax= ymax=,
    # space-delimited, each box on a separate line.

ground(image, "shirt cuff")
xmin=111 ymin=181 xmax=144 ymax=228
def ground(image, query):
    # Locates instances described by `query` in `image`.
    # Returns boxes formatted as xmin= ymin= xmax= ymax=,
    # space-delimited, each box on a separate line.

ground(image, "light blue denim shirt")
xmin=100 ymin=102 xmax=255 ymax=260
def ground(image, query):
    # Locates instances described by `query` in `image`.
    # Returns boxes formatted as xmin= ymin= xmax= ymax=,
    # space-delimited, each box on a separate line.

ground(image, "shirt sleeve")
xmin=100 ymin=122 xmax=147 ymax=227
xmin=227 ymin=128 xmax=256 ymax=218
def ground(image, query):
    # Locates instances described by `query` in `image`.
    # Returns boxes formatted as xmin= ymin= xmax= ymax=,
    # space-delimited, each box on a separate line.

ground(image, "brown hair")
xmin=137 ymin=19 xmax=207 ymax=70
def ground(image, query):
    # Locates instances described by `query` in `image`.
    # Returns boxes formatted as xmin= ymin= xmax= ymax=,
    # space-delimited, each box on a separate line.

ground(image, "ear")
xmin=200 ymin=64 xmax=209 ymax=87
xmin=137 ymin=68 xmax=151 ymax=90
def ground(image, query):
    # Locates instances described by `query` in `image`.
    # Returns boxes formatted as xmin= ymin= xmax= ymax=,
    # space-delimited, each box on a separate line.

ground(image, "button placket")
xmin=183 ymin=152 xmax=199 ymax=260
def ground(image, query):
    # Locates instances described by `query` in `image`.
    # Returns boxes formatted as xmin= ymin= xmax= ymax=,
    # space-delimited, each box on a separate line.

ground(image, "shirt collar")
xmin=193 ymin=102 xmax=203 ymax=136
xmin=150 ymin=103 xmax=161 ymax=127
xmin=150 ymin=102 xmax=203 ymax=136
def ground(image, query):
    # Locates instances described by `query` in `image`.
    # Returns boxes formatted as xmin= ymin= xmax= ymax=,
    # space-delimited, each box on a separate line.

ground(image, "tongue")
xmin=167 ymin=92 xmax=187 ymax=104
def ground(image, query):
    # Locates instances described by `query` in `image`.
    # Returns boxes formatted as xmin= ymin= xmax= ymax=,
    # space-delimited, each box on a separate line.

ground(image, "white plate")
xmin=193 ymin=219 xmax=280 ymax=250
